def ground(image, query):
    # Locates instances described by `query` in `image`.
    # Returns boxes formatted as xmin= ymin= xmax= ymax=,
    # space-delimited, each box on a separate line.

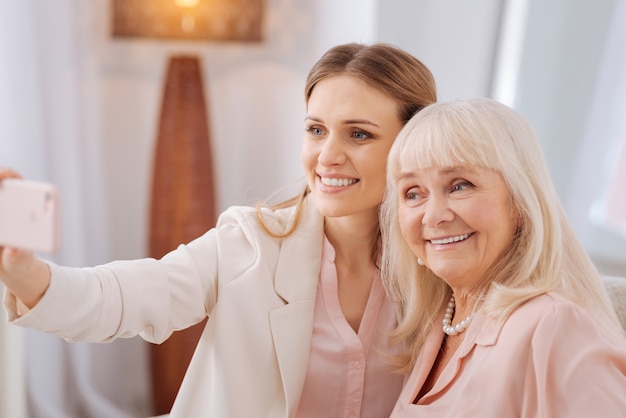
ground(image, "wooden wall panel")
xmin=149 ymin=56 xmax=215 ymax=415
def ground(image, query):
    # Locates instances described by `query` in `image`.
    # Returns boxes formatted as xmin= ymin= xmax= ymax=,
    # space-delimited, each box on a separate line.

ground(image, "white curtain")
xmin=1 ymin=1 xmax=48 ymax=417
xmin=0 ymin=1 xmax=152 ymax=417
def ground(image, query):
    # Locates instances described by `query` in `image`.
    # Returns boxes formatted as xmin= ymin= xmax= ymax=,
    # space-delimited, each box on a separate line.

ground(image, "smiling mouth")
xmin=319 ymin=177 xmax=359 ymax=187
xmin=429 ymin=233 xmax=472 ymax=245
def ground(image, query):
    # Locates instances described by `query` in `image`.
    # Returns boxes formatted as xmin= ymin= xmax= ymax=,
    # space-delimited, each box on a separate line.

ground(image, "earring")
xmin=417 ymin=258 xmax=424 ymax=266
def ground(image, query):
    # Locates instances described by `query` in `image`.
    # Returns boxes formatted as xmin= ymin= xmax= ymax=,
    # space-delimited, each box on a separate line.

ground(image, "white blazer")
xmin=6 ymin=195 xmax=325 ymax=417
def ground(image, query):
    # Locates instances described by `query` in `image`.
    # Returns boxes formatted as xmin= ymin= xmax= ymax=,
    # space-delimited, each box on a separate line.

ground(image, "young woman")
xmin=0 ymin=43 xmax=437 ymax=417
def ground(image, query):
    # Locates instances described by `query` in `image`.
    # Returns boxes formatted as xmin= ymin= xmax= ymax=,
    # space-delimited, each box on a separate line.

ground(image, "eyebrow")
xmin=440 ymin=166 xmax=467 ymax=175
xmin=395 ymin=171 xmax=418 ymax=182
xmin=396 ymin=165 xmax=476 ymax=181
xmin=304 ymin=116 xmax=380 ymax=128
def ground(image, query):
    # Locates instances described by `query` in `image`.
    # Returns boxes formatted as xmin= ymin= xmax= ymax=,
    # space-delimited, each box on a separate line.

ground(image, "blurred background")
xmin=1 ymin=0 xmax=624 ymax=417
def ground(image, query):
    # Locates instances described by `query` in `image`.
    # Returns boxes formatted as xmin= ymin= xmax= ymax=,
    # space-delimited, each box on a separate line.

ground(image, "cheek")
xmin=397 ymin=207 xmax=421 ymax=243
xmin=370 ymin=172 xmax=388 ymax=200
xmin=464 ymin=198 xmax=500 ymax=226
xmin=473 ymin=202 xmax=517 ymax=247
xmin=300 ymin=140 xmax=316 ymax=169
xmin=367 ymin=154 xmax=391 ymax=190
xmin=300 ymin=143 xmax=318 ymax=191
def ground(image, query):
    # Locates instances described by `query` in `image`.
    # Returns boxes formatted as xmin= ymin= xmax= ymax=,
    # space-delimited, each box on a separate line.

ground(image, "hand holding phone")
xmin=0 ymin=178 xmax=60 ymax=254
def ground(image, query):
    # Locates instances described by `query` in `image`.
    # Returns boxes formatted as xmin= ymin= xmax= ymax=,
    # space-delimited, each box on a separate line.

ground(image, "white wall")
xmin=377 ymin=0 xmax=504 ymax=101
xmin=511 ymin=0 xmax=626 ymax=275
xmin=514 ymin=0 xmax=615 ymax=196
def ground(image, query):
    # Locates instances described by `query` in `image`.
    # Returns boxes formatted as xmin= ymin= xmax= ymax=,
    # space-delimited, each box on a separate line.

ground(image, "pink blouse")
xmin=296 ymin=237 xmax=403 ymax=418
xmin=390 ymin=292 xmax=626 ymax=417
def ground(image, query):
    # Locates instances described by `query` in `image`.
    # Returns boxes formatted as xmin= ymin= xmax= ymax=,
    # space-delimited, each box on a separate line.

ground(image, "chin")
xmin=317 ymin=206 xmax=350 ymax=218
xmin=428 ymin=263 xmax=461 ymax=281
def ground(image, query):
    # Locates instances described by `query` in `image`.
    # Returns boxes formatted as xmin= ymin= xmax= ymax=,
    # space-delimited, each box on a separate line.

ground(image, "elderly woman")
xmin=380 ymin=97 xmax=626 ymax=417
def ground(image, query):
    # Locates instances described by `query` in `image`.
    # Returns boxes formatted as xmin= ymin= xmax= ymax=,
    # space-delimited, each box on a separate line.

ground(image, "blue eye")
xmin=403 ymin=187 xmax=422 ymax=203
xmin=452 ymin=181 xmax=472 ymax=192
xmin=306 ymin=126 xmax=324 ymax=136
xmin=352 ymin=130 xmax=371 ymax=141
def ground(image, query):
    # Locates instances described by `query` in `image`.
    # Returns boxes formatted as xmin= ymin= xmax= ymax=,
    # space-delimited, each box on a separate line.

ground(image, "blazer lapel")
xmin=269 ymin=195 xmax=323 ymax=417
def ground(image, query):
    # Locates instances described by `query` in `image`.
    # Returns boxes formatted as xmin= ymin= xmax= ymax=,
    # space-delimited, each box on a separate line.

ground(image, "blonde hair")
xmin=257 ymin=42 xmax=437 ymax=240
xmin=380 ymin=98 xmax=620 ymax=372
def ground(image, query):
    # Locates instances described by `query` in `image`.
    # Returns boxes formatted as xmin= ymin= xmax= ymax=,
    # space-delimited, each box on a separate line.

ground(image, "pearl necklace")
xmin=442 ymin=294 xmax=475 ymax=336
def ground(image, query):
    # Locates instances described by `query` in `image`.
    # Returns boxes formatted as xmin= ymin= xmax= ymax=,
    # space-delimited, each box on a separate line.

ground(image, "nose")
xmin=317 ymin=134 xmax=346 ymax=166
xmin=421 ymin=194 xmax=454 ymax=227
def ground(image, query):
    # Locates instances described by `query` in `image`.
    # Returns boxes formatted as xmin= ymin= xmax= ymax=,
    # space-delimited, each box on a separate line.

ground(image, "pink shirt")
xmin=391 ymin=292 xmax=626 ymax=417
xmin=296 ymin=237 xmax=403 ymax=418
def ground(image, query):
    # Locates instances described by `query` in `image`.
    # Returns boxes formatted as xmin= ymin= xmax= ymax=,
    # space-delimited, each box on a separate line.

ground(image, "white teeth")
xmin=430 ymin=233 xmax=471 ymax=245
xmin=320 ymin=177 xmax=358 ymax=187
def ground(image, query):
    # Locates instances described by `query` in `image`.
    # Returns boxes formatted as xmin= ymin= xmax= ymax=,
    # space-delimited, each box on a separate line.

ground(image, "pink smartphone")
xmin=0 ymin=178 xmax=60 ymax=254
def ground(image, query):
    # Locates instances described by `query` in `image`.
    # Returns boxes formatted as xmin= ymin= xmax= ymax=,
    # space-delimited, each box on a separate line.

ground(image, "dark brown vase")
xmin=148 ymin=55 xmax=215 ymax=415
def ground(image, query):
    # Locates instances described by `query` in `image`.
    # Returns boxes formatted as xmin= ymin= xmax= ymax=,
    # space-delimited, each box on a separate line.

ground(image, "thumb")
xmin=1 ymin=246 xmax=37 ymax=279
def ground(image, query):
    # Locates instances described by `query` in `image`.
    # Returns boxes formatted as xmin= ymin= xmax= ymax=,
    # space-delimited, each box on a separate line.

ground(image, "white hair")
xmin=380 ymin=97 xmax=620 ymax=371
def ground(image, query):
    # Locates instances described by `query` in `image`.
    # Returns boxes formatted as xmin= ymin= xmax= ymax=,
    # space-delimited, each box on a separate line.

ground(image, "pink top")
xmin=390 ymin=292 xmax=626 ymax=417
xmin=296 ymin=237 xmax=403 ymax=418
